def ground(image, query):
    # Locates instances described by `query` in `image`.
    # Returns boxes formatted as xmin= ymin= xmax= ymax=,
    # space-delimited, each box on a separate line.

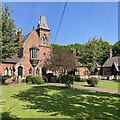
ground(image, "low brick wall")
xmin=5 ymin=79 xmax=13 ymax=84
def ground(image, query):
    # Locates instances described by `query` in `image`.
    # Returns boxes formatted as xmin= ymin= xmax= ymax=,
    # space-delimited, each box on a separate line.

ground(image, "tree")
xmin=1 ymin=4 xmax=21 ymax=61
xmin=112 ymin=41 xmax=120 ymax=57
xmin=45 ymin=46 xmax=76 ymax=75
xmin=78 ymin=37 xmax=103 ymax=71
xmin=97 ymin=37 xmax=112 ymax=65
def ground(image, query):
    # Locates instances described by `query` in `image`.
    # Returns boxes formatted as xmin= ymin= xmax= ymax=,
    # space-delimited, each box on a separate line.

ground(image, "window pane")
xmin=29 ymin=68 xmax=32 ymax=75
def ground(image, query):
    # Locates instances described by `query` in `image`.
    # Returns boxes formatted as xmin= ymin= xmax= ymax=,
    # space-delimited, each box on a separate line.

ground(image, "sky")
xmin=2 ymin=2 xmax=118 ymax=45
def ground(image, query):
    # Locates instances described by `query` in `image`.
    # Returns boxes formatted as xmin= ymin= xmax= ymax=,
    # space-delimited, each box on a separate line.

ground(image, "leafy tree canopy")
xmin=112 ymin=41 xmax=120 ymax=57
xmin=1 ymin=4 xmax=21 ymax=61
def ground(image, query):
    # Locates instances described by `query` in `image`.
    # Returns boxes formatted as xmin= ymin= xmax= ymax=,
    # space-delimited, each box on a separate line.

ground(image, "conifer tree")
xmin=1 ymin=4 xmax=21 ymax=61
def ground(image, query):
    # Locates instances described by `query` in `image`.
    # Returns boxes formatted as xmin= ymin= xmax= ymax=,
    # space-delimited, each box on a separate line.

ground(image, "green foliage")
xmin=97 ymin=39 xmax=112 ymax=65
xmin=78 ymin=37 xmax=102 ymax=70
xmin=112 ymin=41 xmax=120 ymax=57
xmin=22 ymin=79 xmax=26 ymax=83
xmin=1 ymin=4 xmax=21 ymax=61
xmin=75 ymin=75 xmax=80 ymax=81
xmin=87 ymin=77 xmax=99 ymax=87
xmin=26 ymin=75 xmax=33 ymax=83
xmin=61 ymin=75 xmax=75 ymax=87
xmin=52 ymin=43 xmax=83 ymax=56
xmin=50 ymin=77 xmax=61 ymax=83
xmin=117 ymin=79 xmax=120 ymax=82
xmin=35 ymin=76 xmax=44 ymax=84
xmin=46 ymin=73 xmax=56 ymax=82
xmin=26 ymin=75 xmax=44 ymax=84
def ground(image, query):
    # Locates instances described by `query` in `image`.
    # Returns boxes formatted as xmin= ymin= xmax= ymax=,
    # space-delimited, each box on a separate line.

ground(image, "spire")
xmin=37 ymin=16 xmax=49 ymax=30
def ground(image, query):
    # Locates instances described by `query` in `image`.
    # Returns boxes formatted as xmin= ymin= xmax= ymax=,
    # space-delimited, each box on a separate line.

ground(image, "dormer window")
xmin=42 ymin=34 xmax=47 ymax=46
xmin=29 ymin=45 xmax=39 ymax=59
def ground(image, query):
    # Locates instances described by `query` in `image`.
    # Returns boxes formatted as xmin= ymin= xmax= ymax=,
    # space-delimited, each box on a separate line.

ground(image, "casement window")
xmin=36 ymin=68 xmax=39 ymax=75
xmin=42 ymin=34 xmax=47 ymax=46
xmin=31 ymin=49 xmax=38 ymax=59
xmin=29 ymin=68 xmax=32 ymax=75
xmin=30 ymin=47 xmax=39 ymax=59
xmin=9 ymin=67 xmax=12 ymax=76
xmin=5 ymin=67 xmax=8 ymax=76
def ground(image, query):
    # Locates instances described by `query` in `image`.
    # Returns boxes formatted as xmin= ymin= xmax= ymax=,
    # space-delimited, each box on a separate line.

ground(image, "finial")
xmin=15 ymin=31 xmax=17 ymax=35
xmin=18 ymin=28 xmax=21 ymax=32
xmin=33 ymin=26 xmax=35 ymax=30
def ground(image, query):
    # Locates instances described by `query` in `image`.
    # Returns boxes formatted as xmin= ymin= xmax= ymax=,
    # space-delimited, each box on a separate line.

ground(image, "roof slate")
xmin=103 ymin=56 xmax=120 ymax=67
xmin=3 ymin=54 xmax=21 ymax=63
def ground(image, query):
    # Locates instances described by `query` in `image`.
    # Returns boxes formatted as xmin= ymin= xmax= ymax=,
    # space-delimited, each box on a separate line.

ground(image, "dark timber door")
xmin=18 ymin=66 xmax=23 ymax=76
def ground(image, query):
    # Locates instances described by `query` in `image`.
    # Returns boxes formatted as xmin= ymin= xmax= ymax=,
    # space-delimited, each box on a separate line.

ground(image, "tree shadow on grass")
xmin=12 ymin=85 xmax=120 ymax=119
xmin=2 ymin=112 xmax=19 ymax=120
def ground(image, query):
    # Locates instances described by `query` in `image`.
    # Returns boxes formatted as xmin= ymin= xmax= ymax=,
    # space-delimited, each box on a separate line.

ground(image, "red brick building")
xmin=102 ymin=49 xmax=120 ymax=76
xmin=1 ymin=16 xmax=52 ymax=78
xmin=1 ymin=16 xmax=90 ymax=78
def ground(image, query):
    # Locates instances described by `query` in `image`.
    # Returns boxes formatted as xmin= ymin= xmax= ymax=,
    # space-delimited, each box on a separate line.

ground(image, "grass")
xmin=2 ymin=84 xmax=120 ymax=119
xmin=74 ymin=80 xmax=119 ymax=90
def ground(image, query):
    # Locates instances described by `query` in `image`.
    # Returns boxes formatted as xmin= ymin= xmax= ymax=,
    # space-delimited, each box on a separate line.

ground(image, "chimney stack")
xmin=71 ymin=48 xmax=76 ymax=56
xmin=109 ymin=49 xmax=112 ymax=58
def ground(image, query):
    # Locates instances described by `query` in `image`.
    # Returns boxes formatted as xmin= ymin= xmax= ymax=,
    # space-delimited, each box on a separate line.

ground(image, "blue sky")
xmin=2 ymin=2 xmax=118 ymax=45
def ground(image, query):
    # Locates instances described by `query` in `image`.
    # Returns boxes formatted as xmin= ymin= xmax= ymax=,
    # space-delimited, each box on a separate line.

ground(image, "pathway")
xmin=46 ymin=83 xmax=120 ymax=95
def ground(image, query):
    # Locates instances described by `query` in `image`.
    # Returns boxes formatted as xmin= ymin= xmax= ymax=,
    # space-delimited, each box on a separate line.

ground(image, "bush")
xmin=12 ymin=76 xmax=16 ymax=81
xmin=61 ymin=75 xmax=75 ymax=87
xmin=1 ymin=76 xmax=10 ymax=84
xmin=117 ymin=79 xmax=120 ymax=82
xmin=26 ymin=75 xmax=33 ymax=83
xmin=75 ymin=75 xmax=80 ymax=81
xmin=87 ymin=77 xmax=99 ymax=87
xmin=46 ymin=73 xmax=56 ymax=82
xmin=26 ymin=75 xmax=44 ymax=84
xmin=35 ymin=76 xmax=44 ymax=84
xmin=50 ymin=77 xmax=61 ymax=83
xmin=22 ymin=79 xmax=26 ymax=83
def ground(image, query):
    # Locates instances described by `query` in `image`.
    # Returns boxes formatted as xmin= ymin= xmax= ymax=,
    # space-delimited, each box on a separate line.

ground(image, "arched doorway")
xmin=18 ymin=66 xmax=23 ymax=76
xmin=42 ymin=67 xmax=46 ymax=76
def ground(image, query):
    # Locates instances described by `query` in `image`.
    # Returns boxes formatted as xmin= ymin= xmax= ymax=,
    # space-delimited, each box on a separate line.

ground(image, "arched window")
xmin=18 ymin=66 xmax=23 ymax=76
xmin=5 ymin=67 xmax=8 ymax=76
xmin=42 ymin=34 xmax=47 ymax=46
xmin=29 ymin=68 xmax=32 ymax=75
xmin=36 ymin=68 xmax=39 ymax=75
xmin=9 ymin=67 xmax=12 ymax=76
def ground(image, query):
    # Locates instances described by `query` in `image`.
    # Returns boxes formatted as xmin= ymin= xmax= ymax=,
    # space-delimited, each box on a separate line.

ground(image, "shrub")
xmin=50 ymin=77 xmax=61 ymax=83
xmin=12 ymin=76 xmax=16 ymax=82
xmin=26 ymin=75 xmax=33 ymax=83
xmin=1 ymin=76 xmax=10 ymax=84
xmin=35 ymin=76 xmax=44 ymax=84
xmin=87 ymin=77 xmax=99 ymax=87
xmin=22 ymin=79 xmax=26 ymax=83
xmin=117 ymin=79 xmax=120 ymax=82
xmin=61 ymin=75 xmax=75 ymax=87
xmin=46 ymin=73 xmax=56 ymax=82
xmin=75 ymin=75 xmax=80 ymax=81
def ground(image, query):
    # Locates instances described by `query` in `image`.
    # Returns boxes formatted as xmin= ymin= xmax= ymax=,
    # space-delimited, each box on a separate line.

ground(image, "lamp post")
xmin=29 ymin=45 xmax=39 ymax=76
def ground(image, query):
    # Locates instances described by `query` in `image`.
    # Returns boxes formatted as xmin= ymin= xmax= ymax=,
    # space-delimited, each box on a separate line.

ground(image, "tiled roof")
xmin=21 ymin=33 xmax=30 ymax=44
xmin=3 ymin=54 xmax=21 ymax=63
xmin=96 ymin=62 xmax=101 ymax=68
xmin=103 ymin=56 xmax=120 ymax=67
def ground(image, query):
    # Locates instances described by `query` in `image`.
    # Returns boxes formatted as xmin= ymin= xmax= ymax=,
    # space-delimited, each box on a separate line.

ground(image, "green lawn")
xmin=74 ymin=81 xmax=119 ymax=90
xmin=2 ymin=84 xmax=119 ymax=119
